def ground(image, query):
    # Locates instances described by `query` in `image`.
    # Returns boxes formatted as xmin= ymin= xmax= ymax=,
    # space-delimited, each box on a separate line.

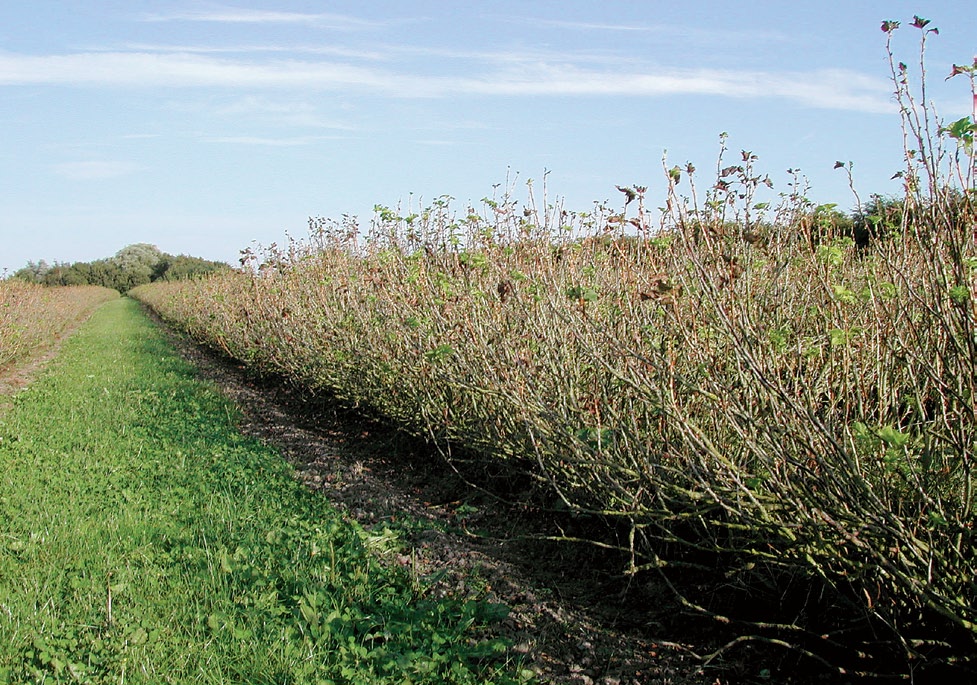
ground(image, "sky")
xmin=1 ymin=1 xmax=974 ymax=275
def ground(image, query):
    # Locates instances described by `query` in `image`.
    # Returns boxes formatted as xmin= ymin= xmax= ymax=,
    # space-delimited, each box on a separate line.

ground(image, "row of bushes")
xmin=132 ymin=18 xmax=976 ymax=676
xmin=0 ymin=282 xmax=119 ymax=371
xmin=133 ymin=172 xmax=975 ymax=666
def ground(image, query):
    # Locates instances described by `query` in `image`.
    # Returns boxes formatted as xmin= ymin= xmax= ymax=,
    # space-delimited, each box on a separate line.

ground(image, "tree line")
xmin=9 ymin=243 xmax=230 ymax=293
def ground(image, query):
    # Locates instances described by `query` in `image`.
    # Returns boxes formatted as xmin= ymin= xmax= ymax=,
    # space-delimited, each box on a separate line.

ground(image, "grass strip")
xmin=0 ymin=298 xmax=525 ymax=684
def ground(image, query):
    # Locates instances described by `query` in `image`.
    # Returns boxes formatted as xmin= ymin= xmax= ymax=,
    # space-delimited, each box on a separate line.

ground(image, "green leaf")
xmin=831 ymin=283 xmax=858 ymax=304
xmin=219 ymin=549 xmax=233 ymax=574
xmin=566 ymin=285 xmax=598 ymax=302
xmin=949 ymin=285 xmax=970 ymax=304
xmin=767 ymin=328 xmax=790 ymax=353
xmin=745 ymin=476 xmax=765 ymax=491
xmin=878 ymin=281 xmax=898 ymax=299
xmin=817 ymin=244 xmax=845 ymax=267
xmin=878 ymin=425 xmax=910 ymax=448
xmin=946 ymin=116 xmax=976 ymax=140
xmin=424 ymin=344 xmax=455 ymax=363
xmin=828 ymin=328 xmax=849 ymax=347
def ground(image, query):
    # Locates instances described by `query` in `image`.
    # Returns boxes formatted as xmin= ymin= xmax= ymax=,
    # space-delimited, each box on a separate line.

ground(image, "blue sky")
xmin=1 ymin=1 xmax=974 ymax=274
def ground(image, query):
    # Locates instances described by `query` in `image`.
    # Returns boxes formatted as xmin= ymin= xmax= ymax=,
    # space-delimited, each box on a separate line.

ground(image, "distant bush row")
xmin=10 ymin=243 xmax=229 ymax=293
xmin=0 ymin=281 xmax=118 ymax=371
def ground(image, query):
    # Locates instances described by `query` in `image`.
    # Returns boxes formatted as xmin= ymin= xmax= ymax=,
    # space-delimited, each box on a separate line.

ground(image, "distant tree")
xmin=10 ymin=243 xmax=228 ymax=292
xmin=113 ymin=243 xmax=164 ymax=269
xmin=87 ymin=259 xmax=126 ymax=291
xmin=66 ymin=261 xmax=95 ymax=286
xmin=12 ymin=260 xmax=50 ymax=283
xmin=41 ymin=262 xmax=76 ymax=287
xmin=156 ymin=254 xmax=229 ymax=281
xmin=797 ymin=203 xmax=856 ymax=247
xmin=151 ymin=257 xmax=171 ymax=282
xmin=60 ymin=266 xmax=87 ymax=286
xmin=848 ymin=189 xmax=971 ymax=247
xmin=111 ymin=243 xmax=164 ymax=291
xmin=850 ymin=194 xmax=905 ymax=247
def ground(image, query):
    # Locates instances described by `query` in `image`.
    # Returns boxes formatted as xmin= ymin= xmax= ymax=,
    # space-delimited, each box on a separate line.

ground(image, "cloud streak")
xmin=513 ymin=17 xmax=791 ymax=44
xmin=117 ymin=42 xmax=387 ymax=61
xmin=210 ymin=95 xmax=358 ymax=129
xmin=0 ymin=51 xmax=388 ymax=89
xmin=203 ymin=134 xmax=349 ymax=146
xmin=53 ymin=160 xmax=142 ymax=180
xmin=0 ymin=49 xmax=893 ymax=113
xmin=140 ymin=7 xmax=379 ymax=31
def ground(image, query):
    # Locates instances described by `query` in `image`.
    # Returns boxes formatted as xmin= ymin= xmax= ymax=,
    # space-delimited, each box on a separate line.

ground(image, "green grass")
xmin=0 ymin=298 xmax=526 ymax=684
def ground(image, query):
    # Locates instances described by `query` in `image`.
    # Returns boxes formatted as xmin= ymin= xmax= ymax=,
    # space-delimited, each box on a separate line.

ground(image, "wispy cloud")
xmin=118 ymin=42 xmax=386 ymax=61
xmin=203 ymin=134 xmax=349 ymax=146
xmin=0 ymin=49 xmax=893 ymax=113
xmin=140 ymin=7 xmax=379 ymax=31
xmin=457 ymin=63 xmax=893 ymax=112
xmin=211 ymin=95 xmax=357 ymax=129
xmin=53 ymin=160 xmax=141 ymax=180
xmin=0 ymin=51 xmax=390 ymax=89
xmin=411 ymin=139 xmax=461 ymax=147
xmin=535 ymin=20 xmax=652 ymax=32
xmin=507 ymin=17 xmax=791 ymax=44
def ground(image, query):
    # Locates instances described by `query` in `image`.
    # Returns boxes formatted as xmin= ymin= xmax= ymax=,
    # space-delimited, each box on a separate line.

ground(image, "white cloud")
xmin=450 ymin=64 xmax=894 ymax=113
xmin=119 ymin=42 xmax=386 ymax=61
xmin=515 ymin=17 xmax=791 ymax=44
xmin=0 ymin=51 xmax=388 ymax=89
xmin=53 ymin=160 xmax=141 ymax=180
xmin=0 ymin=49 xmax=894 ymax=113
xmin=140 ymin=7 xmax=379 ymax=31
xmin=490 ymin=15 xmax=795 ymax=60
xmin=411 ymin=139 xmax=460 ymax=146
xmin=203 ymin=134 xmax=348 ymax=146
xmin=533 ymin=20 xmax=653 ymax=32
xmin=211 ymin=95 xmax=357 ymax=129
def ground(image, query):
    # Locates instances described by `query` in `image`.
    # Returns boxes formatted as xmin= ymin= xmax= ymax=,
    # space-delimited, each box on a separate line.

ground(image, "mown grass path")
xmin=0 ymin=298 xmax=523 ymax=684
